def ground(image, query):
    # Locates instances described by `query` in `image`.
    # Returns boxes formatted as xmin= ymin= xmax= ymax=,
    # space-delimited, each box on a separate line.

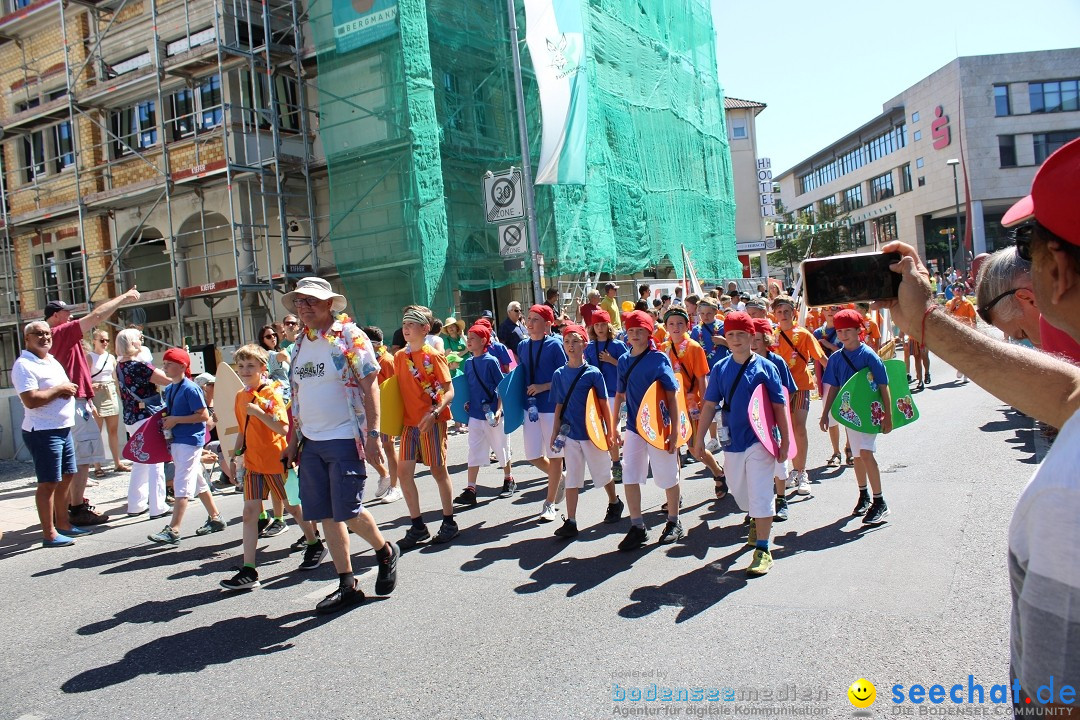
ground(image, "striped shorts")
xmin=790 ymin=389 xmax=811 ymax=412
xmin=400 ymin=422 xmax=447 ymax=468
xmin=244 ymin=471 xmax=289 ymax=502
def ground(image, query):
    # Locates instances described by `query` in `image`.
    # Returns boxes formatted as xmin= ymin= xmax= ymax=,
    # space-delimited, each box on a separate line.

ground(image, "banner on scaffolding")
xmin=525 ymin=0 xmax=588 ymax=185
xmin=333 ymin=0 xmax=399 ymax=54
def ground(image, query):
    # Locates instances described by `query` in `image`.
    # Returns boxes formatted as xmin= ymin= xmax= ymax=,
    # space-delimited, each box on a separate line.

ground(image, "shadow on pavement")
xmin=982 ymin=407 xmax=1037 ymax=465
xmin=30 ymin=538 xmax=241 ymax=578
xmin=618 ymin=545 xmax=750 ymax=623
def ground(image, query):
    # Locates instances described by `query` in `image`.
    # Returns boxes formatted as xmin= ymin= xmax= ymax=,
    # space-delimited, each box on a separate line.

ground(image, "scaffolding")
xmin=0 ymin=0 xmax=325 ymax=383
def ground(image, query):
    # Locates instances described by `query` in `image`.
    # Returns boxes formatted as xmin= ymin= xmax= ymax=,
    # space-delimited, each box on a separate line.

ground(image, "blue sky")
xmin=711 ymin=0 xmax=1080 ymax=174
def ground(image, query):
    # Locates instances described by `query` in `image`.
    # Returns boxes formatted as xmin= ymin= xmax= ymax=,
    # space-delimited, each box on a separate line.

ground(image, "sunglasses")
xmin=97 ymin=337 xmax=109 ymax=342
xmin=977 ymin=288 xmax=1023 ymax=324
xmin=284 ymin=320 xmax=298 ymax=326
xmin=263 ymin=332 xmax=277 ymax=338
xmin=1012 ymin=224 xmax=1034 ymax=262
xmin=30 ymin=330 xmax=52 ymax=339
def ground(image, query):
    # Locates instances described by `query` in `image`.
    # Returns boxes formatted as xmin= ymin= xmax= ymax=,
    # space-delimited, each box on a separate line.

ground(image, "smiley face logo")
xmin=848 ymin=678 xmax=876 ymax=708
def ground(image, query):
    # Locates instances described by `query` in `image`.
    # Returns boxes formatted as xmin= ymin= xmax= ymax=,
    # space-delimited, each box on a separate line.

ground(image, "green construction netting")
xmin=310 ymin=0 xmax=738 ymax=330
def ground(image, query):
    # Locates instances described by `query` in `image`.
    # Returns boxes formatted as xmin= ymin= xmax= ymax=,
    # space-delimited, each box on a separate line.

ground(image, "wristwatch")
xmin=367 ymin=429 xmax=380 ymax=439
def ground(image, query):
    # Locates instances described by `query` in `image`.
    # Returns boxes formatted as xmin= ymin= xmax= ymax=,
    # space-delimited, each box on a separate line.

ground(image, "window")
xmin=171 ymin=89 xmax=195 ymax=138
xmin=166 ymin=27 xmax=216 ymax=56
xmin=843 ymin=184 xmax=862 ymax=211
xmin=1033 ymin=130 xmax=1080 ymax=164
xmin=1029 ymin=80 xmax=1080 ymax=114
xmin=199 ymin=75 xmax=222 ymax=129
xmin=871 ymin=214 xmax=898 ymax=246
xmin=170 ymin=77 xmax=220 ymax=140
xmin=913 ymin=129 xmax=922 ymax=141
xmin=797 ymin=124 xmax=906 ymax=194
xmin=994 ymin=85 xmax=1011 ymax=116
xmin=918 ymin=176 xmax=926 ymax=187
xmin=911 ymin=111 xmax=920 ymax=123
xmin=731 ymin=119 xmax=747 ymax=140
xmin=53 ymin=122 xmax=74 ymax=172
xmin=63 ymin=248 xmax=86 ymax=305
xmin=799 ymin=205 xmax=815 ymax=222
xmin=822 ymin=195 xmax=836 ymax=210
xmin=999 ymin=135 xmax=1017 ymax=167
xmin=850 ymin=222 xmax=867 ymax=247
xmin=14 ymin=0 xmax=33 ymax=9
xmin=901 ymin=164 xmax=912 ymax=193
xmin=870 ymin=172 xmax=894 ymax=203
xmin=35 ymin=249 xmax=86 ymax=308
xmin=240 ymin=72 xmax=301 ymax=132
xmin=915 ymin=156 xmax=924 ymax=169
xmin=110 ymin=100 xmax=158 ymax=157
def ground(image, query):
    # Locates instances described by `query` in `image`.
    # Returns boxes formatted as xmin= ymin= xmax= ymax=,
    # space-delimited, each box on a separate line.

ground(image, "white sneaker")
xmin=956 ymin=369 xmax=963 ymax=379
xmin=381 ymin=486 xmax=403 ymax=504
xmin=372 ymin=476 xmax=391 ymax=501
xmin=785 ymin=469 xmax=798 ymax=489
xmin=554 ymin=473 xmax=566 ymax=504
xmin=796 ymin=472 xmax=811 ymax=496
xmin=537 ymin=503 xmax=560 ymax=523
xmin=705 ymin=438 xmax=722 ymax=454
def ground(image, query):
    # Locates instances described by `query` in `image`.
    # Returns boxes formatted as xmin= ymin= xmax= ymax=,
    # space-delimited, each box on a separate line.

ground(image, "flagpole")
xmin=506 ymin=0 xmax=544 ymax=306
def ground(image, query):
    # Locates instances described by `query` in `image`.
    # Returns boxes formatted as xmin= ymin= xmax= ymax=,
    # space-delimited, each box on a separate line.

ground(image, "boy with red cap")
xmin=518 ymin=304 xmax=569 ymax=522
xmin=612 ymin=310 xmax=684 ymax=550
xmin=818 ymin=309 xmax=893 ymax=525
xmin=585 ymin=308 xmax=628 ymax=477
xmin=475 ymin=316 xmax=513 ymax=373
xmin=751 ymin=318 xmax=798 ymax=522
xmin=694 ymin=312 xmax=789 ymax=576
xmin=148 ymin=347 xmax=225 ymax=544
xmin=550 ymin=324 xmax=623 ymax=537
xmin=454 ymin=323 xmax=514 ymax=505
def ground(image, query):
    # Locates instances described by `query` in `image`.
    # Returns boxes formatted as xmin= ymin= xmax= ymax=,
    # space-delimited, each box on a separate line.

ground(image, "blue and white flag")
xmin=524 ymin=0 xmax=588 ymax=185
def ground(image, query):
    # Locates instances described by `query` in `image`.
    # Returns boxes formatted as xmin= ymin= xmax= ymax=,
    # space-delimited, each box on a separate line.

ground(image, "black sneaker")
xmin=399 ymin=524 xmax=430 ymax=550
xmin=603 ymin=497 xmax=624 ymax=524
xmin=257 ymin=516 xmax=270 ymax=536
xmin=618 ymin=524 xmax=649 ymax=551
xmin=298 ymin=540 xmax=327 ymax=571
xmin=683 ymin=451 xmax=697 ymax=465
xmin=657 ymin=519 xmax=684 ymax=544
xmin=774 ymin=496 xmax=789 ymax=522
xmin=454 ymin=487 xmax=478 ymax=506
xmin=554 ymin=519 xmax=578 ymax=538
xmin=852 ymin=491 xmax=872 ymax=517
xmin=260 ymin=518 xmax=288 ymax=537
xmin=431 ymin=520 xmax=459 ymax=544
xmin=316 ymin=579 xmax=364 ymax=614
xmin=290 ymin=535 xmax=312 ymax=552
xmin=924 ymin=372 xmax=931 ymax=384
xmin=862 ymin=499 xmax=890 ymax=525
xmin=220 ymin=566 xmax=260 ymax=591
xmin=499 ymin=477 xmax=517 ymax=498
xmin=374 ymin=542 xmax=399 ymax=595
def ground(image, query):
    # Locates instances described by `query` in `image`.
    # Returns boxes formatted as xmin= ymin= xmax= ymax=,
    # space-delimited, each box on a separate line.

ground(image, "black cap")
xmin=481 ymin=309 xmax=494 ymax=319
xmin=44 ymin=300 xmax=70 ymax=319
xmin=604 ymin=282 xmax=618 ymax=291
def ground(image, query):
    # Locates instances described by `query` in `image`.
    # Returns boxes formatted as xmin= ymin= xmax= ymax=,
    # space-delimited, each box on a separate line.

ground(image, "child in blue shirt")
xmin=818 ymin=310 xmax=893 ymax=525
xmin=550 ymin=324 xmax=623 ymax=538
xmin=612 ymin=310 xmax=682 ymax=551
xmin=752 ymin=318 xmax=798 ymax=523
xmin=584 ymin=308 xmax=628 ymax=478
xmin=695 ymin=312 xmax=789 ymax=577
xmin=454 ymin=324 xmax=514 ymax=505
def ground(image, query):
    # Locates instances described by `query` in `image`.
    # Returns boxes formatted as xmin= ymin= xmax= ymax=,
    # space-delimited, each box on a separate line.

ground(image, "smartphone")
xmin=801 ymin=251 xmax=902 ymax=306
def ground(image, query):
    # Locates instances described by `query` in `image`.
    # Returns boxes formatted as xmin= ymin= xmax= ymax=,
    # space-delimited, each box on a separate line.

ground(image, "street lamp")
xmin=946 ymin=158 xmax=963 ymax=277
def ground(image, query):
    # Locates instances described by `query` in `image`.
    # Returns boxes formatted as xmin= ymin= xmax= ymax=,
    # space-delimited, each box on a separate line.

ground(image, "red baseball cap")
xmin=467 ymin=324 xmax=491 ymax=347
xmin=529 ymin=304 xmax=555 ymax=324
xmin=162 ymin=347 xmax=192 ymax=377
xmin=753 ymin=318 xmax=773 ymax=336
xmin=1002 ymin=137 xmax=1080 ymax=246
xmin=561 ymin=324 xmax=588 ymax=341
xmin=623 ymin=310 xmax=654 ymax=333
xmin=590 ymin=309 xmax=611 ymax=325
xmin=833 ymin=309 xmax=864 ymax=330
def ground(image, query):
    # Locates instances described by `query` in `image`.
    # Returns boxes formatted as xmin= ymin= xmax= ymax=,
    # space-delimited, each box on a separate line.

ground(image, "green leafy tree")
xmin=768 ymin=199 xmax=852 ymax=275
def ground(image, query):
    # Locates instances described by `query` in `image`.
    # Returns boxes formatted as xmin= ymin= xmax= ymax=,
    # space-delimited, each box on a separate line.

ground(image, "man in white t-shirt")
xmin=283 ymin=277 xmax=400 ymax=614
xmin=13 ymin=321 xmax=83 ymax=547
xmin=879 ymin=138 xmax=1080 ymax=713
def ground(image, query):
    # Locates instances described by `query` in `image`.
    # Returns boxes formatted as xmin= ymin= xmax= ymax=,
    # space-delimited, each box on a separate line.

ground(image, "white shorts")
xmin=171 ymin=443 xmax=210 ymax=500
xmin=774 ymin=459 xmax=789 ymax=479
xmin=563 ymin=438 xmax=612 ymax=489
xmin=523 ymin=411 xmax=563 ymax=461
xmin=622 ymin=431 xmax=679 ymax=490
xmin=73 ymin=399 xmax=107 ymax=465
xmin=467 ymin=416 xmax=511 ymax=467
xmin=845 ymin=427 xmax=877 ymax=455
xmin=724 ymin=443 xmax=776 ymax=519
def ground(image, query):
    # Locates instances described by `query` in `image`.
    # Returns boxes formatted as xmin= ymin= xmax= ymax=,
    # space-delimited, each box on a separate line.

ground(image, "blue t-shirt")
xmin=584 ymin=337 xmax=629 ymax=396
xmin=516 ymin=335 xmax=568 ymax=413
xmin=703 ymin=354 xmax=784 ymax=453
xmin=814 ymin=326 xmax=838 ymax=357
xmin=164 ymin=377 xmax=207 ymax=447
xmin=690 ymin=321 xmax=730 ymax=367
xmin=550 ymin=363 xmax=608 ymax=441
xmin=489 ymin=339 xmax=513 ymax=368
xmin=616 ymin=350 xmax=678 ymax=436
xmin=765 ymin=351 xmax=798 ymax=394
xmin=821 ymin=343 xmax=888 ymax=389
xmin=463 ymin=352 xmax=504 ymax=421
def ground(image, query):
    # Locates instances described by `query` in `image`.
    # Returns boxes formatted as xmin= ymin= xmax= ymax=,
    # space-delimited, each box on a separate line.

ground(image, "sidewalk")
xmin=0 ymin=461 xmax=132 ymax=540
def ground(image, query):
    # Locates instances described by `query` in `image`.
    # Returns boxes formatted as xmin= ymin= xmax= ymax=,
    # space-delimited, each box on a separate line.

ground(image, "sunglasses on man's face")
xmin=30 ymin=330 xmax=52 ymax=339
xmin=1012 ymin=224 xmax=1034 ymax=262
xmin=284 ymin=321 xmax=298 ymax=326
xmin=977 ymin=288 xmax=1023 ymax=324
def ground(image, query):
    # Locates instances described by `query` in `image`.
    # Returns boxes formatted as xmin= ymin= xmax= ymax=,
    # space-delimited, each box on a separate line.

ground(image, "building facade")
xmin=776 ymin=48 xmax=1080 ymax=274
xmin=724 ymin=96 xmax=773 ymax=279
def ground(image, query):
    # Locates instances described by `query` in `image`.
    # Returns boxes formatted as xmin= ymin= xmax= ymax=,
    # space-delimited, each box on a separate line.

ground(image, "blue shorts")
xmin=23 ymin=428 xmax=77 ymax=483
xmin=298 ymin=438 xmax=367 ymax=522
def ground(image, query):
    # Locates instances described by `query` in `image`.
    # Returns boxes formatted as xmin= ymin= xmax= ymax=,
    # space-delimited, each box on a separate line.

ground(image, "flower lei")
xmin=304 ymin=313 xmax=368 ymax=381
xmin=404 ymin=343 xmax=443 ymax=406
xmin=664 ymin=336 xmax=690 ymax=375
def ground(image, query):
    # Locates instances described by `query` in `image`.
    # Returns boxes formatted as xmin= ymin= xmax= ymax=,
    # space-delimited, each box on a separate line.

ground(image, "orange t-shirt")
xmin=234 ymin=382 xmax=289 ymax=475
xmin=664 ymin=337 xmax=710 ymax=407
xmin=773 ymin=325 xmax=826 ymax=391
xmin=652 ymin=325 xmax=668 ymax=345
xmin=376 ymin=348 xmax=394 ymax=385
xmin=864 ymin=316 xmax=881 ymax=349
xmin=947 ymin=297 xmax=977 ymax=326
xmin=393 ymin=346 xmax=452 ymax=427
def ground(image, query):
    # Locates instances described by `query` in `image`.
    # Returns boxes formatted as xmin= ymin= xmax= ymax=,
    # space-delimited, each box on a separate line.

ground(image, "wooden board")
xmin=830 ymin=358 xmax=919 ymax=434
xmin=214 ymin=361 xmax=245 ymax=445
xmin=585 ymin=388 xmax=609 ymax=451
xmin=379 ymin=375 xmax=404 ymax=436
xmin=636 ymin=379 xmax=691 ymax=451
xmin=496 ymin=365 xmax=526 ymax=434
xmin=748 ymin=385 xmax=796 ymax=460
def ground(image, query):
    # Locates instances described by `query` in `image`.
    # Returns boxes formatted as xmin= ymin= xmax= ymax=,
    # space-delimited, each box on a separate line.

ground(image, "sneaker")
xmin=618 ymin=524 xmax=649 ymax=551
xmin=705 ymin=438 xmax=722 ymax=454
xmin=537 ymin=503 xmax=560 ymax=523
xmin=924 ymin=372 xmax=931 ymax=384
xmin=554 ymin=519 xmax=578 ymax=538
xmin=796 ymin=472 xmax=811 ymax=496
xmin=499 ymin=477 xmax=517 ymax=498
xmin=745 ymin=518 xmax=757 ymax=547
xmin=374 ymin=542 xmax=400 ymax=595
xmin=195 ymin=515 xmax=226 ymax=536
xmin=683 ymin=450 xmax=697 ymax=465
xmin=489 ymin=451 xmax=498 ymax=464
xmin=148 ymin=525 xmax=180 ymax=545
xmin=381 ymin=486 xmax=403 ymax=504
xmin=430 ymin=520 xmax=459 ymax=544
xmin=784 ymin=470 xmax=798 ymax=489
xmin=862 ymin=499 xmax=890 ymax=525
xmin=852 ymin=491 xmax=872 ymax=517
xmin=260 ymin=518 xmax=288 ymax=538
xmin=298 ymin=540 xmax=327 ymax=570
xmin=316 ymin=579 xmax=364 ymax=614
xmin=611 ymin=462 xmax=623 ymax=483
xmin=290 ymin=534 xmax=313 ymax=552
xmin=554 ymin=473 xmax=566 ymax=504
xmin=399 ymin=524 xmax=430 ymax=550
xmin=43 ymin=533 xmax=76 ymax=548
xmin=68 ymin=502 xmax=108 ymax=526
xmin=257 ymin=516 xmax=270 ymax=536
xmin=603 ymin=497 xmax=624 ymax=524
xmin=372 ymin=476 xmax=392 ymax=501
xmin=454 ymin=487 xmax=478 ymax=506
xmin=826 ymin=452 xmax=842 ymax=467
xmin=220 ymin=566 xmax=260 ymax=591
xmin=774 ymin=496 xmax=789 ymax=522
xmin=746 ymin=548 xmax=774 ymax=576
xmin=657 ymin=519 xmax=684 ymax=544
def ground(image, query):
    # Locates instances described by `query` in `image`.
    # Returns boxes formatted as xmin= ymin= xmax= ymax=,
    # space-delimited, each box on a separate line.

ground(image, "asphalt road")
xmin=0 ymin=353 xmax=1041 ymax=720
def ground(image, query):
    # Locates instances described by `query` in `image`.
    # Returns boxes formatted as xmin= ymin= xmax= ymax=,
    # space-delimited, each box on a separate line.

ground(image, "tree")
xmin=767 ymin=199 xmax=853 ymax=275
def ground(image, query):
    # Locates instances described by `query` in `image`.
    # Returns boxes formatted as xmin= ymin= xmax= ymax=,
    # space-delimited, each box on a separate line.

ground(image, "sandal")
xmin=114 ymin=463 xmax=132 ymax=473
xmin=714 ymin=474 xmax=728 ymax=500
xmin=826 ymin=452 xmax=841 ymax=467
xmin=845 ymin=448 xmax=855 ymax=466
xmin=93 ymin=468 xmax=107 ymax=479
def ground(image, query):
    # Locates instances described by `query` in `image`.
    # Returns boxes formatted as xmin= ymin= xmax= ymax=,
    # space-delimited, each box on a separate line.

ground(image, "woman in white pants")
xmin=115 ymin=329 xmax=170 ymax=518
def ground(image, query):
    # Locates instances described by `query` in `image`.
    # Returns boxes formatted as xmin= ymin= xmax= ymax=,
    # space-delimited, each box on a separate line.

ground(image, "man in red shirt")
xmin=45 ymin=286 xmax=141 ymax=525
